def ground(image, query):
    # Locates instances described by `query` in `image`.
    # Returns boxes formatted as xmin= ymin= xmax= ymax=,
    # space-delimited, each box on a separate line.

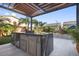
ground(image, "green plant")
xmin=68 ymin=27 xmax=79 ymax=43
xmin=0 ymin=35 xmax=11 ymax=45
xmin=0 ymin=23 xmax=14 ymax=36
xmin=43 ymin=26 xmax=54 ymax=33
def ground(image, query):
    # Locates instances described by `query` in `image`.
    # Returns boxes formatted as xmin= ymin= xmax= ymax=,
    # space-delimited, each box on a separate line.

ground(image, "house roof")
xmin=0 ymin=3 xmax=75 ymax=17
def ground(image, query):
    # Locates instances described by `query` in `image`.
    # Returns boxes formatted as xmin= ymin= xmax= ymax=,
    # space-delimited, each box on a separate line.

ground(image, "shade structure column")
xmin=30 ymin=17 xmax=33 ymax=31
xmin=26 ymin=17 xmax=30 ymax=31
xmin=76 ymin=3 xmax=79 ymax=26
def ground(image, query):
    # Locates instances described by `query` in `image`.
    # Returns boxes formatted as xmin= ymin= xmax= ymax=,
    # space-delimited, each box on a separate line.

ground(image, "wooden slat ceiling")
xmin=9 ymin=3 xmax=75 ymax=17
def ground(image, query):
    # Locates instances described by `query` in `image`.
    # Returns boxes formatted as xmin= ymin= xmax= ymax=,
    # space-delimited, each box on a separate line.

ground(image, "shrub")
xmin=0 ymin=35 xmax=11 ymax=45
xmin=67 ymin=26 xmax=79 ymax=43
xmin=43 ymin=26 xmax=54 ymax=33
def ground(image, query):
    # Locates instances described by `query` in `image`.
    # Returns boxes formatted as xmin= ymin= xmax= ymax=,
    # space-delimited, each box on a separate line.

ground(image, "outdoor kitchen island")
xmin=11 ymin=32 xmax=53 ymax=56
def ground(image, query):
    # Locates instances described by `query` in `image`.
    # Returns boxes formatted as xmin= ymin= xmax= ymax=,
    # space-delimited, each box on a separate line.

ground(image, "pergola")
xmin=0 ymin=3 xmax=77 ymax=31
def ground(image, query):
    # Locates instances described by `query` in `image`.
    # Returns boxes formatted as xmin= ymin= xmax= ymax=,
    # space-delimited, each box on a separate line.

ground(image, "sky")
xmin=0 ymin=8 xmax=26 ymax=18
xmin=0 ymin=5 xmax=76 ymax=24
xmin=34 ymin=5 xmax=76 ymax=24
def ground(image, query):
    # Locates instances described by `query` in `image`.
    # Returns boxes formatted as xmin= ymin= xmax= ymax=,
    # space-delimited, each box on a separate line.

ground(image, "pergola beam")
xmin=33 ymin=4 xmax=47 ymax=12
xmin=32 ymin=3 xmax=75 ymax=17
xmin=0 ymin=4 xmax=31 ymax=17
xmin=0 ymin=3 xmax=75 ymax=18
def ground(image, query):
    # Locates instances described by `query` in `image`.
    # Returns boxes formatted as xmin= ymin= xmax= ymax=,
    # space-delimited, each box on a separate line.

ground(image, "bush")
xmin=66 ymin=26 xmax=79 ymax=43
xmin=0 ymin=35 xmax=11 ymax=45
xmin=43 ymin=26 xmax=54 ymax=33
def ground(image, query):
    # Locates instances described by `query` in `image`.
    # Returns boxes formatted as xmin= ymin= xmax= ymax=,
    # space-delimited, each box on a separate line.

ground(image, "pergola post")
xmin=76 ymin=4 xmax=79 ymax=26
xmin=30 ymin=17 xmax=33 ymax=31
xmin=26 ymin=17 xmax=30 ymax=31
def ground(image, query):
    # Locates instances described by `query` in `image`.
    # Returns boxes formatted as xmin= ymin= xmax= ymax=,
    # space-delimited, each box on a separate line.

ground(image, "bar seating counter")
xmin=11 ymin=32 xmax=53 ymax=56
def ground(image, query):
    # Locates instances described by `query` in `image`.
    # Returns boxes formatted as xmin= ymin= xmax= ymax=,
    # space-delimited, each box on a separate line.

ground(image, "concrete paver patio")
xmin=0 ymin=43 xmax=28 ymax=56
xmin=50 ymin=38 xmax=79 ymax=56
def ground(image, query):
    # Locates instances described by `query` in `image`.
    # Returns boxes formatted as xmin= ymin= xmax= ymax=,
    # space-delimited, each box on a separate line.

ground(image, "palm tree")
xmin=20 ymin=18 xmax=39 ymax=30
xmin=19 ymin=18 xmax=29 ymax=30
xmin=19 ymin=18 xmax=47 ymax=33
xmin=32 ymin=19 xmax=38 ymax=30
xmin=34 ymin=21 xmax=46 ymax=33
xmin=38 ymin=21 xmax=46 ymax=27
xmin=32 ymin=19 xmax=38 ymax=25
